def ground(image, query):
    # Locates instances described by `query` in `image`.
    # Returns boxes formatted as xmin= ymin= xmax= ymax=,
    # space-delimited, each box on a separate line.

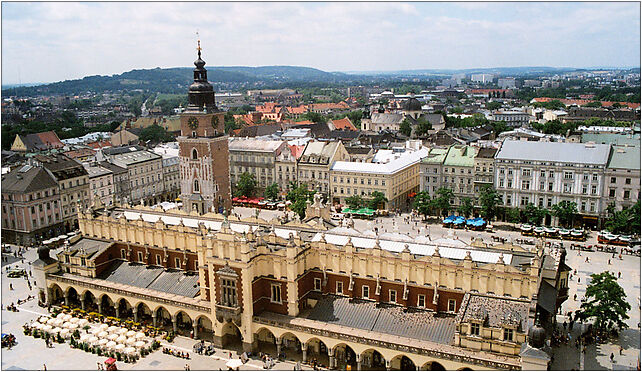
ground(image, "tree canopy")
xmin=478 ymin=186 xmax=501 ymax=221
xmin=413 ymin=191 xmax=433 ymax=217
xmin=522 ymin=203 xmax=548 ymax=225
xmin=605 ymin=201 xmax=641 ymax=235
xmin=139 ymin=124 xmax=174 ymax=143
xmin=430 ymin=188 xmax=454 ymax=217
xmin=346 ymin=195 xmax=365 ymax=210
xmin=234 ymin=172 xmax=257 ymax=198
xmin=506 ymin=207 xmax=521 ymax=224
xmin=457 ymin=197 xmax=474 ymax=218
xmin=551 ymin=201 xmax=577 ymax=227
xmin=368 ymin=191 xmax=388 ymax=210
xmin=399 ymin=119 xmax=412 ymax=137
xmin=575 ymin=271 xmax=631 ymax=332
xmin=264 ymin=183 xmax=280 ymax=200
xmin=286 ymin=183 xmax=316 ymax=219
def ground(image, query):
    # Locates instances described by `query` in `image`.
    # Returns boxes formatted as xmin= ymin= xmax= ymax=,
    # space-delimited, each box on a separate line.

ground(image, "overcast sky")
xmin=2 ymin=2 xmax=640 ymax=84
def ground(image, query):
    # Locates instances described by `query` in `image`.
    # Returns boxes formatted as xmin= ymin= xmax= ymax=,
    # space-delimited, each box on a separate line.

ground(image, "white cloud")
xmin=1 ymin=2 xmax=639 ymax=84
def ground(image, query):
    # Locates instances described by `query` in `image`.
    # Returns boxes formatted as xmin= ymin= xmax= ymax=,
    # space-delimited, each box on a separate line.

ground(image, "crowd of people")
xmin=163 ymin=347 xmax=190 ymax=359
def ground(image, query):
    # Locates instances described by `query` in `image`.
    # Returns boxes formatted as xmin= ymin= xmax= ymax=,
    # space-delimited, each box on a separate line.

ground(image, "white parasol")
xmin=62 ymin=321 xmax=72 ymax=329
xmin=106 ymin=341 xmax=117 ymax=350
xmin=62 ymin=314 xmax=73 ymax=322
xmin=114 ymin=344 xmax=126 ymax=352
xmin=126 ymin=330 xmax=136 ymax=338
xmin=126 ymin=338 xmax=137 ymax=346
xmin=116 ymin=335 xmax=127 ymax=344
xmin=107 ymin=326 xmax=119 ymax=333
xmin=78 ymin=319 xmax=89 ymax=327
xmin=226 ymin=359 xmax=243 ymax=370
xmin=67 ymin=323 xmax=79 ymax=330
xmin=69 ymin=317 xmax=79 ymax=323
xmin=108 ymin=334 xmax=119 ymax=341
xmin=60 ymin=329 xmax=71 ymax=338
xmin=88 ymin=336 xmax=99 ymax=345
xmin=80 ymin=334 xmax=91 ymax=342
xmin=46 ymin=318 xmax=56 ymax=325
xmin=56 ymin=313 xmax=65 ymax=319
xmin=39 ymin=316 xmax=50 ymax=323
xmin=118 ymin=328 xmax=128 ymax=335
xmin=91 ymin=328 xmax=102 ymax=335
xmin=51 ymin=327 xmax=62 ymax=334
xmin=53 ymin=319 xmax=64 ymax=327
xmin=99 ymin=324 xmax=109 ymax=330
xmin=124 ymin=346 xmax=137 ymax=355
xmin=42 ymin=324 xmax=53 ymax=332
xmin=97 ymin=339 xmax=109 ymax=347
xmin=97 ymin=331 xmax=109 ymax=338
xmin=135 ymin=332 xmax=146 ymax=340
xmin=134 ymin=340 xmax=146 ymax=349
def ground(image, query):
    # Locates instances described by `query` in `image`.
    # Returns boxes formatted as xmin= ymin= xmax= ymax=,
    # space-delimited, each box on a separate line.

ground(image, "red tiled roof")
xmin=286 ymin=105 xmax=308 ymax=114
xmin=331 ymin=118 xmax=357 ymax=131
xmin=256 ymin=102 xmax=281 ymax=113
xmin=309 ymin=102 xmax=350 ymax=110
xmin=468 ymin=89 xmax=508 ymax=94
xmin=292 ymin=120 xmax=314 ymax=125
xmin=533 ymin=97 xmax=640 ymax=109
xmin=63 ymin=148 xmax=96 ymax=159
xmin=289 ymin=145 xmax=305 ymax=159
xmin=87 ymin=140 xmax=112 ymax=149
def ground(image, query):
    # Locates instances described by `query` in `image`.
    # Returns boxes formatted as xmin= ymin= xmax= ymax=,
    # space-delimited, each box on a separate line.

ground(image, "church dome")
xmin=37 ymin=246 xmax=51 ymax=261
xmin=403 ymin=97 xmax=422 ymax=111
xmin=528 ymin=323 xmax=546 ymax=348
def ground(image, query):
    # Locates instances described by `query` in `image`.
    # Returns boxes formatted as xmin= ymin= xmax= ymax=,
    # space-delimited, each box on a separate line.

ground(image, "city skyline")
xmin=2 ymin=1 xmax=640 ymax=85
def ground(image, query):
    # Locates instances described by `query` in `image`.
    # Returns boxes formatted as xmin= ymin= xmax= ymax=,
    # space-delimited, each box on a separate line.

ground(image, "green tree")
xmin=430 ymin=188 xmax=454 ymax=217
xmin=415 ymin=117 xmax=433 ymax=137
xmin=478 ymin=185 xmax=501 ymax=221
xmin=234 ymin=172 xmax=257 ymax=198
xmin=575 ymin=271 xmax=631 ymax=332
xmin=224 ymin=112 xmax=240 ymax=134
xmin=368 ymin=191 xmax=388 ymax=210
xmin=304 ymin=111 xmax=328 ymax=125
xmin=522 ymin=203 xmax=547 ymax=225
xmin=486 ymin=101 xmax=502 ymax=111
xmin=264 ymin=183 xmax=280 ymax=200
xmin=551 ymin=201 xmax=577 ymax=228
xmin=506 ymin=207 xmax=521 ymax=225
xmin=583 ymin=101 xmax=602 ymax=108
xmin=139 ymin=124 xmax=174 ymax=143
xmin=605 ymin=200 xmax=641 ymax=235
xmin=413 ymin=191 xmax=433 ymax=218
xmin=399 ymin=119 xmax=413 ymax=137
xmin=346 ymin=195 xmax=365 ymax=210
xmin=286 ymin=183 xmax=315 ymax=219
xmin=457 ymin=197 xmax=474 ymax=218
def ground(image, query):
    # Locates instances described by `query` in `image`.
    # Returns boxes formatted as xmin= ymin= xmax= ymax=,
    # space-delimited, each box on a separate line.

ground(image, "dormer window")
xmin=503 ymin=327 xmax=514 ymax=341
xmin=470 ymin=323 xmax=480 ymax=336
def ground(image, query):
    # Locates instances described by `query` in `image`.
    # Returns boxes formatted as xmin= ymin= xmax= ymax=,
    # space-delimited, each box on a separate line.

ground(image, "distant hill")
xmin=343 ymin=66 xmax=585 ymax=77
xmin=2 ymin=66 xmax=360 ymax=97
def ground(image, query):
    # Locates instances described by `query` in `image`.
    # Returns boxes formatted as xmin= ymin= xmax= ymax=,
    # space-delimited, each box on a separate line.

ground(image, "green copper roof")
xmin=420 ymin=147 xmax=449 ymax=164
xmin=443 ymin=145 xmax=477 ymax=167
xmin=607 ymin=145 xmax=641 ymax=170
xmin=581 ymin=133 xmax=640 ymax=147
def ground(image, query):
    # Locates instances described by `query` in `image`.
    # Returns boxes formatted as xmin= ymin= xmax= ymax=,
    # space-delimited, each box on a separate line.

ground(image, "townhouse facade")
xmin=102 ymin=146 xmax=164 ymax=206
xmin=297 ymin=141 xmax=349 ymax=197
xmin=275 ymin=145 xmax=304 ymax=193
xmin=228 ymin=138 xmax=287 ymax=193
xmin=330 ymin=144 xmax=428 ymax=210
xmin=494 ymin=140 xmax=611 ymax=226
xmin=442 ymin=145 xmax=479 ymax=207
xmin=1 ymin=165 xmax=64 ymax=244
xmin=83 ymin=163 xmax=115 ymax=207
xmin=97 ymin=161 xmax=129 ymax=205
xmin=603 ymin=144 xmax=641 ymax=212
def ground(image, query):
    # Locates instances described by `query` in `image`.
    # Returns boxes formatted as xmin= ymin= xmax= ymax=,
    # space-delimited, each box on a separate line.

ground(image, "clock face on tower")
xmin=211 ymin=116 xmax=218 ymax=128
xmin=188 ymin=117 xmax=199 ymax=130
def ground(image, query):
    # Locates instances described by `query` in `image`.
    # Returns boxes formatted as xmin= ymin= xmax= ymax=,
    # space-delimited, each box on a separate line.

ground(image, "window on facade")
xmin=175 ymin=257 xmax=181 ymax=268
xmin=624 ymin=190 xmax=631 ymax=199
xmin=591 ymin=185 xmax=597 ymax=195
xmin=522 ymin=169 xmax=531 ymax=176
xmin=138 ymin=252 xmax=143 ymax=262
xmin=121 ymin=249 xmax=126 ymax=259
xmin=582 ymin=185 xmax=588 ymax=194
xmin=194 ymin=179 xmax=200 ymax=193
xmin=389 ymin=290 xmax=397 ymax=303
xmin=362 ymin=285 xmax=369 ymax=299
xmin=548 ymin=182 xmax=554 ymax=191
xmin=448 ymin=299 xmax=456 ymax=312
xmin=581 ymin=202 xmax=586 ymax=211
xmin=156 ymin=255 xmax=161 ymax=266
xmin=504 ymin=328 xmax=514 ymax=341
xmin=271 ymin=284 xmax=282 ymax=303
xmin=520 ymin=196 xmax=529 ymax=206
xmin=625 ymin=178 xmax=631 ymax=185
xmin=609 ymin=189 xmax=616 ymax=197
xmin=314 ymin=278 xmax=322 ymax=291
xmin=418 ymin=294 xmax=425 ymax=308
xmin=336 ymin=281 xmax=344 ymax=295
xmin=611 ymin=177 xmax=617 ymax=184
xmin=470 ymin=323 xmax=480 ymax=336
xmin=547 ymin=198 xmax=553 ymax=207
xmin=549 ymin=171 xmax=554 ymax=178
xmin=521 ymin=181 xmax=530 ymax=190
xmin=222 ymin=278 xmax=238 ymax=307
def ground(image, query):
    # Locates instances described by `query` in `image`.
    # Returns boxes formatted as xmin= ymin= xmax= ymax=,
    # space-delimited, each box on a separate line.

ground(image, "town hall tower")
xmin=178 ymin=40 xmax=231 ymax=214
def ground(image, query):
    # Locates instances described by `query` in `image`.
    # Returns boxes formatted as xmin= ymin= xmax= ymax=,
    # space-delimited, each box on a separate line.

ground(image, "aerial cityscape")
xmin=1 ymin=2 xmax=640 ymax=371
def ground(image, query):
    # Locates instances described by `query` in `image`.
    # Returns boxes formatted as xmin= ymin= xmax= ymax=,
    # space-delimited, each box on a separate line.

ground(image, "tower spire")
xmin=196 ymin=30 xmax=202 ymax=59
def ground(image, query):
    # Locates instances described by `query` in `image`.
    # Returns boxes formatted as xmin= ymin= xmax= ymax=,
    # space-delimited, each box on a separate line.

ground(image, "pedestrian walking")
xmin=620 ymin=346 xmax=624 ymax=355
xmin=574 ymin=294 xmax=577 ymax=301
xmin=618 ymin=272 xmax=621 ymax=279
xmin=9 ymin=283 xmax=13 ymax=290
xmin=608 ymin=259 xmax=611 ymax=265
xmin=611 ymin=352 xmax=615 ymax=362
xmin=43 ymin=364 xmax=47 ymax=371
